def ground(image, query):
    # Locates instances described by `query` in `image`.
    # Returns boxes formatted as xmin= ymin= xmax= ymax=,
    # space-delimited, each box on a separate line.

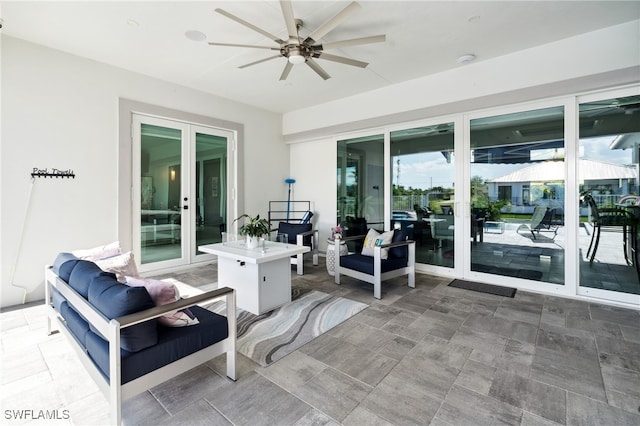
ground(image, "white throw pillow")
xmin=72 ymin=241 xmax=121 ymax=261
xmin=361 ymin=228 xmax=379 ymax=256
xmin=95 ymin=251 xmax=139 ymax=282
xmin=361 ymin=229 xmax=394 ymax=259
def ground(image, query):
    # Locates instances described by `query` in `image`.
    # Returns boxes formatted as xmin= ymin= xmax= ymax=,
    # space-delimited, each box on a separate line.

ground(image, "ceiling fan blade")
xmin=306 ymin=58 xmax=331 ymax=80
xmin=315 ymin=53 xmax=368 ymax=68
xmin=279 ymin=0 xmax=299 ymax=42
xmin=305 ymin=1 xmax=361 ymax=44
xmin=215 ymin=8 xmax=286 ymax=45
xmin=279 ymin=62 xmax=294 ymax=81
xmin=208 ymin=42 xmax=280 ymax=51
xmin=238 ymin=55 xmax=281 ymax=69
xmin=321 ymin=35 xmax=386 ymax=50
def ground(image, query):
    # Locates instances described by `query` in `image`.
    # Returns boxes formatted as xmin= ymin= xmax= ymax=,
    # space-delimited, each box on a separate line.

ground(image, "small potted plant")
xmin=233 ymin=214 xmax=270 ymax=248
xmin=330 ymin=225 xmax=343 ymax=240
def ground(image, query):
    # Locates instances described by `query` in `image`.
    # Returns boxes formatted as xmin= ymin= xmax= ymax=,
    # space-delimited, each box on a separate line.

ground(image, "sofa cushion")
xmin=389 ymin=229 xmax=408 ymax=259
xmin=68 ymin=260 xmax=108 ymax=299
xmin=88 ymin=273 xmax=157 ymax=352
xmin=61 ymin=303 xmax=90 ymax=349
xmin=340 ymin=253 xmax=408 ymax=275
xmin=51 ymin=286 xmax=67 ymax=312
xmin=85 ymin=306 xmax=228 ymax=384
xmin=52 ymin=253 xmax=81 ymax=282
xmin=277 ymin=222 xmax=312 ymax=245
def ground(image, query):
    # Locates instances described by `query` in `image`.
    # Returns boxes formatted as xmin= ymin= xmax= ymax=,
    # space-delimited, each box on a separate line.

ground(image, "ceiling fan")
xmin=208 ymin=1 xmax=386 ymax=80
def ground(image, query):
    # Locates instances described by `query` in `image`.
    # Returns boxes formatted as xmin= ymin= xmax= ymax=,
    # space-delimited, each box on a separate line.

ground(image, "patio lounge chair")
xmin=517 ymin=205 xmax=558 ymax=240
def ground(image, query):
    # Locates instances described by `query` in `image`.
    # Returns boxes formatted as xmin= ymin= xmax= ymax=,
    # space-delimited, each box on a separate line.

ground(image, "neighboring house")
xmin=487 ymin=159 xmax=638 ymax=214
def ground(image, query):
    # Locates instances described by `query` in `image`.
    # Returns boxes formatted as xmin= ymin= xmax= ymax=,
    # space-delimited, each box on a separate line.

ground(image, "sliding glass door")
xmin=469 ymin=106 xmax=566 ymax=287
xmin=390 ymin=123 xmax=456 ymax=269
xmin=577 ymin=92 xmax=640 ymax=300
xmin=133 ymin=115 xmax=234 ymax=271
xmin=337 ymin=134 xmax=384 ymax=251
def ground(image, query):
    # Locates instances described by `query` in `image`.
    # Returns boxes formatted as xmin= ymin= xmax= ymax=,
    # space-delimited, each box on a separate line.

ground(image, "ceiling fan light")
xmin=288 ymin=53 xmax=306 ymax=65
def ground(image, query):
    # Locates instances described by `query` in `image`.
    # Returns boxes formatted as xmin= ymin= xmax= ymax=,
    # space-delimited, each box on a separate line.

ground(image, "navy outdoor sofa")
xmin=45 ymin=253 xmax=236 ymax=425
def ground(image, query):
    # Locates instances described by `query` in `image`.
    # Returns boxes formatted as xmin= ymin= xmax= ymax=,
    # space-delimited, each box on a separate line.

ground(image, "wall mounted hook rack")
xmin=31 ymin=168 xmax=75 ymax=179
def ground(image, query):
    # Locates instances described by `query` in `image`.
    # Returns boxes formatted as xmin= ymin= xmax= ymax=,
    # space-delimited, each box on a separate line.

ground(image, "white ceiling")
xmin=2 ymin=1 xmax=639 ymax=113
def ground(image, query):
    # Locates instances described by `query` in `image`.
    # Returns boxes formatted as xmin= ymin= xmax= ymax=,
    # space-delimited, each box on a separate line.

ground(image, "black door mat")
xmin=448 ymin=279 xmax=517 ymax=298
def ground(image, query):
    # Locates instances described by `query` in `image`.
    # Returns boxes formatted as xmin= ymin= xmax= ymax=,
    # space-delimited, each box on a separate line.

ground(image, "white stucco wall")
xmin=0 ymin=36 xmax=285 ymax=308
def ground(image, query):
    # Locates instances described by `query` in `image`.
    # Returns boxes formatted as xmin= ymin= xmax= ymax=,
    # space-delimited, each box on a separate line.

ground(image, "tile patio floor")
xmin=1 ymin=260 xmax=639 ymax=425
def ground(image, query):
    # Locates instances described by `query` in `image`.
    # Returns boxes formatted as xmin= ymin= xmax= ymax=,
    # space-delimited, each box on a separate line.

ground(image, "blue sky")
xmin=392 ymin=136 xmax=633 ymax=190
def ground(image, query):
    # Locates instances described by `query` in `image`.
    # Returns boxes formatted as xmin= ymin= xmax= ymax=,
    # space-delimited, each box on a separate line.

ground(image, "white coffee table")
xmin=198 ymin=240 xmax=309 ymax=315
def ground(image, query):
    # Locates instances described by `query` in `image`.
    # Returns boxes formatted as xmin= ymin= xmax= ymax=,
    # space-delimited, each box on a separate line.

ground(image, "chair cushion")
xmin=278 ymin=222 xmax=312 ymax=245
xmin=61 ymin=303 xmax=90 ymax=349
xmin=88 ymin=273 xmax=157 ymax=352
xmin=389 ymin=229 xmax=408 ymax=259
xmin=340 ymin=253 xmax=408 ymax=275
xmin=86 ymin=306 xmax=228 ymax=384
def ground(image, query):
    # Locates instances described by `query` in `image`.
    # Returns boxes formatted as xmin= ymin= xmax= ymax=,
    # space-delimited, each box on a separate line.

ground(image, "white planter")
xmin=484 ymin=221 xmax=505 ymax=234
xmin=246 ymin=235 xmax=260 ymax=248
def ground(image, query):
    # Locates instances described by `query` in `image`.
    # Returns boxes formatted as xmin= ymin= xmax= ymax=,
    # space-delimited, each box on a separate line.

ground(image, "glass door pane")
xmin=139 ymin=122 xmax=185 ymax=265
xmin=337 ymin=135 xmax=384 ymax=247
xmin=194 ymin=130 xmax=227 ymax=256
xmin=578 ymin=94 xmax=640 ymax=295
xmin=390 ymin=123 xmax=455 ymax=268
xmin=470 ymin=106 xmax=565 ymax=285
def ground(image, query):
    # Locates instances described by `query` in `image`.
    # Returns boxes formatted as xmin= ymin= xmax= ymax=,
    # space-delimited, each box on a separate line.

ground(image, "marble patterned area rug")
xmin=206 ymin=289 xmax=368 ymax=366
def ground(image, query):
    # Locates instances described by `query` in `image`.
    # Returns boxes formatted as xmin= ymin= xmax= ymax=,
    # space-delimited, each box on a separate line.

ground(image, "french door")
xmin=132 ymin=114 xmax=235 ymax=272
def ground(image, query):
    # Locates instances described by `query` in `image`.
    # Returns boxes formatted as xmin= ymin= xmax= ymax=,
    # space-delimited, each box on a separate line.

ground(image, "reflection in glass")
xmin=390 ymin=123 xmax=455 ymax=267
xmin=195 ymin=133 xmax=227 ymax=254
xmin=578 ymin=95 xmax=640 ymax=294
xmin=140 ymin=124 xmax=183 ymax=264
xmin=337 ymin=135 xmax=384 ymax=250
xmin=470 ymin=106 xmax=565 ymax=284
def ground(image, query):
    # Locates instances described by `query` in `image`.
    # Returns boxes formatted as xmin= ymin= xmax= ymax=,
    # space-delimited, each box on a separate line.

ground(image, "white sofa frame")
xmin=44 ymin=266 xmax=236 ymax=425
xmin=334 ymin=235 xmax=416 ymax=299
